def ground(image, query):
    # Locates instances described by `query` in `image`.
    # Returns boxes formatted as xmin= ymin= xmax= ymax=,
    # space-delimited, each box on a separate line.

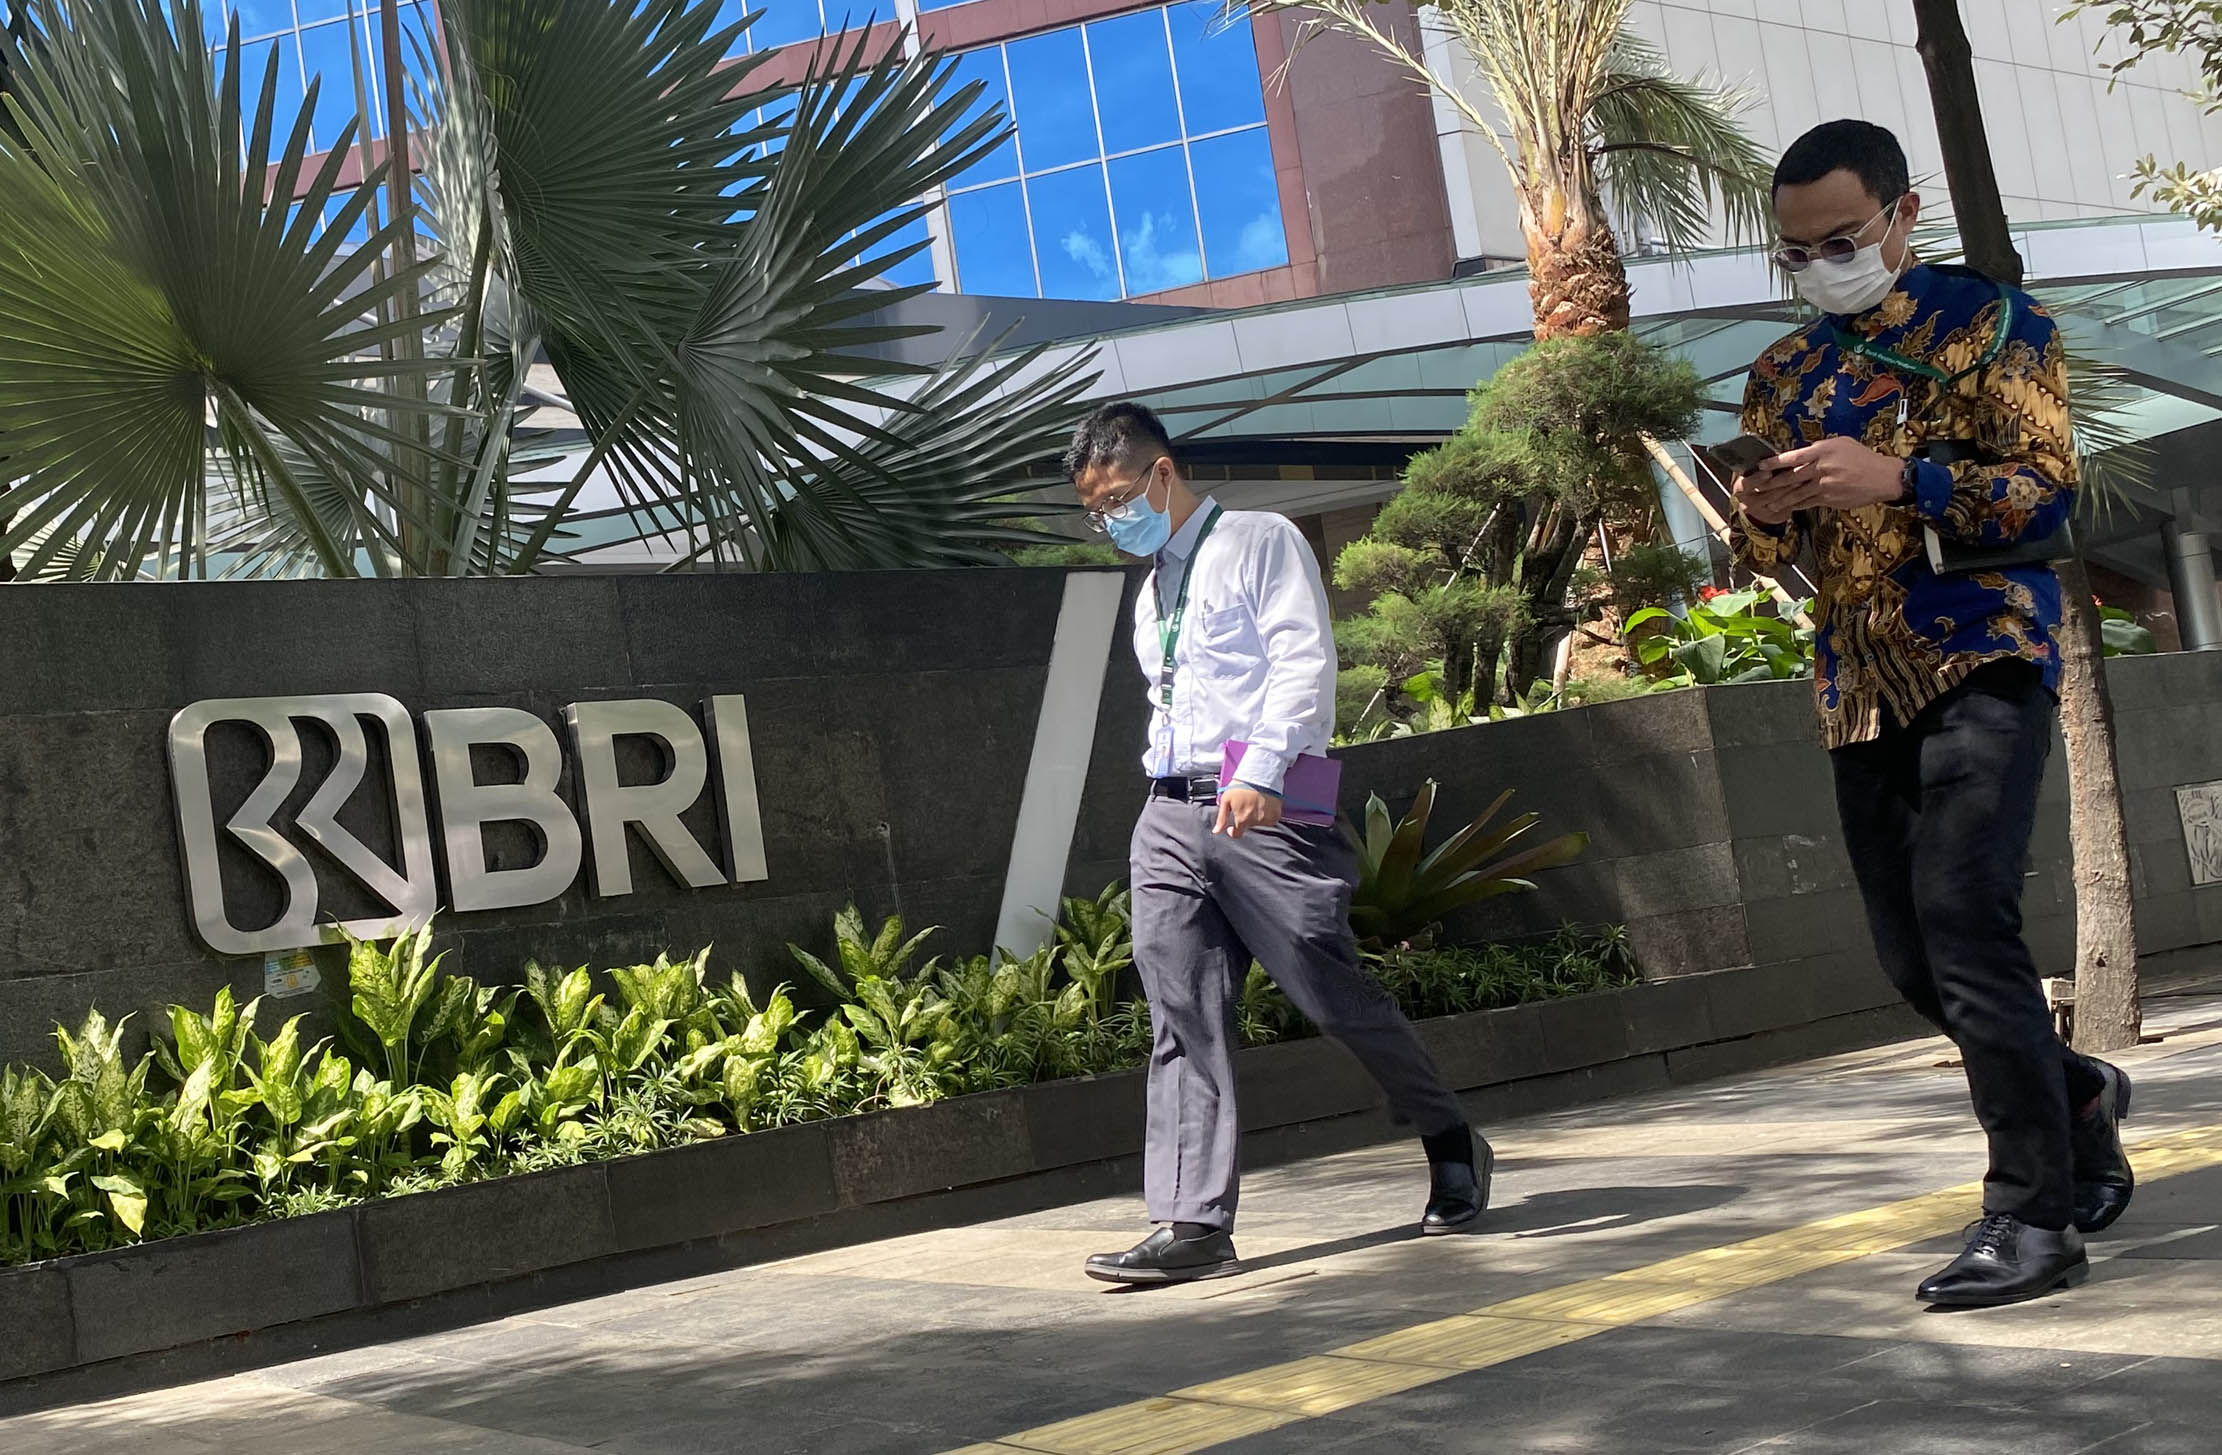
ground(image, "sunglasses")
xmin=1771 ymin=196 xmax=1903 ymax=273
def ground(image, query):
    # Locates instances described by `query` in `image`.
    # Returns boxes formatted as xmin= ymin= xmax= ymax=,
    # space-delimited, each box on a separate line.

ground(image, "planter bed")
xmin=0 ymin=955 xmax=1917 ymax=1406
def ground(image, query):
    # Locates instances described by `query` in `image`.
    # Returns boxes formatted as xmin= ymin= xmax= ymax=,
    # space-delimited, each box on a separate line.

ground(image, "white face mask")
xmin=1782 ymin=196 xmax=1908 ymax=316
xmin=1792 ymin=240 xmax=1902 ymax=316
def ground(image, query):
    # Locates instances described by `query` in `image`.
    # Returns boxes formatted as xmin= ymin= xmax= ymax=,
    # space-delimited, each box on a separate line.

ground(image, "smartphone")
xmin=1698 ymin=433 xmax=1780 ymax=479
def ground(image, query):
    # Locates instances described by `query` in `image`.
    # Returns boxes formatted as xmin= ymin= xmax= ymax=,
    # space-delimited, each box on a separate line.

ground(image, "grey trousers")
xmin=1129 ymin=796 xmax=1467 ymax=1230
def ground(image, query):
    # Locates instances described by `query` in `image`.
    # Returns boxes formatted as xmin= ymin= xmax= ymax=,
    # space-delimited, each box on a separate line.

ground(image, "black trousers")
xmin=1830 ymin=661 xmax=2106 ymax=1231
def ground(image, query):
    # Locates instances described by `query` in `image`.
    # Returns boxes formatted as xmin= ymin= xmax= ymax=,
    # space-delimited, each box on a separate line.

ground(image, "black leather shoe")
xmin=1421 ymin=1136 xmax=1494 ymax=1235
xmin=2071 ymin=1060 xmax=2135 ymax=1235
xmin=1917 ymin=1214 xmax=2087 ymax=1308
xmin=1084 ymin=1225 xmax=1239 ymax=1285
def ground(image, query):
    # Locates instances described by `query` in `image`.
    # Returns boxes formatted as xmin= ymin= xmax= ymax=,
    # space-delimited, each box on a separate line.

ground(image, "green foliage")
xmin=1625 ymin=589 xmax=1815 ymax=688
xmin=1348 ymin=781 xmax=1589 ymax=949
xmin=1335 ymin=333 xmax=1705 ymax=730
xmin=1602 ymin=542 xmax=1710 ymax=618
xmin=2100 ymin=606 xmax=2160 ymax=656
xmin=1 ymin=859 xmax=1630 ymax=1265
xmin=1474 ymin=333 xmax=1704 ymax=523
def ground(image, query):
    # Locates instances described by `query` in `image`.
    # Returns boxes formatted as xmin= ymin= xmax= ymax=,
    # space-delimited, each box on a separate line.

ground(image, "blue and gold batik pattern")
xmin=1730 ymin=263 xmax=2076 ymax=749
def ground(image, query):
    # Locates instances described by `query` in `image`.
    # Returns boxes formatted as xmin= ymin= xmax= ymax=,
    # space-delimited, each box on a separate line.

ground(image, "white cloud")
xmin=1119 ymin=209 xmax=1203 ymax=294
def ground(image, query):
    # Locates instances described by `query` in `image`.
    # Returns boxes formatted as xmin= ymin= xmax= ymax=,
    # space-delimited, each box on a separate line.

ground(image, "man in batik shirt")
xmin=1730 ymin=120 xmax=2133 ymax=1309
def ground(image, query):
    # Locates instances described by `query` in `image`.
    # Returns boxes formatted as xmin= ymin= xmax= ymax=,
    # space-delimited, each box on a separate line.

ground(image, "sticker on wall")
xmin=262 ymin=948 xmax=321 ymax=1000
xmin=2180 ymin=780 xmax=2222 ymax=888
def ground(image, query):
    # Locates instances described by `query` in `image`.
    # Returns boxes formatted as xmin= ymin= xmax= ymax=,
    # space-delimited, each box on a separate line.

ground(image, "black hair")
xmin=1062 ymin=401 xmax=1176 ymax=482
xmin=1772 ymin=119 xmax=1910 ymax=208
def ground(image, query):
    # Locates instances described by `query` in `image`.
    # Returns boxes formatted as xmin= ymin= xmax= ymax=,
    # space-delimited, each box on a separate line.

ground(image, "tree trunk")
xmin=1913 ymin=0 xmax=2141 ymax=1052
xmin=1913 ymin=0 xmax=2024 ymax=286
xmin=2056 ymin=555 xmax=2143 ymax=1052
xmin=1520 ymin=184 xmax=1631 ymax=339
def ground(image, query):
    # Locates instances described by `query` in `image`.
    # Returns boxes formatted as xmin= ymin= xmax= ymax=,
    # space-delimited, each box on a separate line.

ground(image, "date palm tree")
xmin=0 ymin=0 xmax=1093 ymax=580
xmin=1233 ymin=0 xmax=1770 ymax=338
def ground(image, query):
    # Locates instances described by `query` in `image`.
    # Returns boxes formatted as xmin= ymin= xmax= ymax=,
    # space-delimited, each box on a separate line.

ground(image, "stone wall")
xmin=2 ymin=569 xmax=2217 ymax=1072
xmin=1330 ymin=654 xmax=2222 ymax=990
xmin=0 ymin=570 xmax=1140 ymax=1069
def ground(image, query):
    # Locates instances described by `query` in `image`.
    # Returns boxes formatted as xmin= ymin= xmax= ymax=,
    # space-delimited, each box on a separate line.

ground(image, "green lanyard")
xmin=1155 ymin=504 xmax=1223 ymax=711
xmin=1830 ymin=279 xmax=2013 ymax=424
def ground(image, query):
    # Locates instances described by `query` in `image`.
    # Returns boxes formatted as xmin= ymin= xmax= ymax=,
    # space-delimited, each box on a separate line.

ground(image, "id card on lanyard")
xmin=1155 ymin=504 xmax=1224 ymax=711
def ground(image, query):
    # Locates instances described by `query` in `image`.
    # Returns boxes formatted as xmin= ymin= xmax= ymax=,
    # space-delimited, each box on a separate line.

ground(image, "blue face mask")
xmin=1105 ymin=487 xmax=1172 ymax=556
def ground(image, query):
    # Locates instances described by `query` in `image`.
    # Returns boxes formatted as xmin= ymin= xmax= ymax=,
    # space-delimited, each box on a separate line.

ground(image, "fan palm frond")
xmin=0 ymin=0 xmax=460 ymax=579
xmin=1591 ymin=33 xmax=1772 ymax=253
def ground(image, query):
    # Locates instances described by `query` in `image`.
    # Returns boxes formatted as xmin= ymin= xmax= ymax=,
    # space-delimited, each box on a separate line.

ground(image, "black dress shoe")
xmin=1917 ymin=1214 xmax=2087 ymax=1308
xmin=1084 ymin=1225 xmax=1239 ymax=1285
xmin=1421 ymin=1136 xmax=1494 ymax=1235
xmin=2071 ymin=1060 xmax=2135 ymax=1235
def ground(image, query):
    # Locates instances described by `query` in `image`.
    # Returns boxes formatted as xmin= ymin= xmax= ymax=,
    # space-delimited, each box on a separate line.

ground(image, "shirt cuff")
xmin=1235 ymin=781 xmax=1282 ymax=799
xmin=1735 ymin=505 xmax=1791 ymax=537
xmin=1906 ymin=456 xmax=1957 ymax=523
xmin=1232 ymin=747 xmax=1292 ymax=795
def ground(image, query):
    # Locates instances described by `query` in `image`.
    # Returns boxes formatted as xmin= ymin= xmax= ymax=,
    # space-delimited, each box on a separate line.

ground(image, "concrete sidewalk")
xmin=11 ymin=991 xmax=2222 ymax=1455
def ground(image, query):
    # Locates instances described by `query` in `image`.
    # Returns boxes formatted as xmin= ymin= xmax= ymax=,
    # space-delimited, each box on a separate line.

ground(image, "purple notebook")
xmin=1219 ymin=742 xmax=1342 ymax=827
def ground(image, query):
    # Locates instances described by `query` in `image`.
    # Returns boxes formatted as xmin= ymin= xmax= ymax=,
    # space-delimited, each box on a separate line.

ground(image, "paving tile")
xmin=9 ymin=995 xmax=2222 ymax=1455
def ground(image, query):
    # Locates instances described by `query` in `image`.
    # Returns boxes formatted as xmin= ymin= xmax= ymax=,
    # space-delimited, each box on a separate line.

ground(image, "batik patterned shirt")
xmin=1730 ymin=263 xmax=2076 ymax=749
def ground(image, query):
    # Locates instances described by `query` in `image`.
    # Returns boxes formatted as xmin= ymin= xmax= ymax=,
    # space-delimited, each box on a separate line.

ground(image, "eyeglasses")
xmin=1771 ymin=196 xmax=1903 ymax=273
xmin=1081 ymin=456 xmax=1167 ymax=533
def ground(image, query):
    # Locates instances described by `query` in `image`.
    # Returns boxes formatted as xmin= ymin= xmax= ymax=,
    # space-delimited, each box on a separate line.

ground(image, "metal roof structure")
xmin=564 ymin=213 xmax=2222 ymax=584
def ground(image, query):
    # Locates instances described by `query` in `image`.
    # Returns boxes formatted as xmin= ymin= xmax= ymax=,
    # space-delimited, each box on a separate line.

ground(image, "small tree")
xmin=1335 ymin=331 xmax=1702 ymax=727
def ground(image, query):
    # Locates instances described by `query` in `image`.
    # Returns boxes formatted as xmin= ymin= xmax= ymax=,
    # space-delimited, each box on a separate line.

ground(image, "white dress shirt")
xmin=1132 ymin=497 xmax=1336 ymax=794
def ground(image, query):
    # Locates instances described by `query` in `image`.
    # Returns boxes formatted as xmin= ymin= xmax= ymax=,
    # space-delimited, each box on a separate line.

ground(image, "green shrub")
xmin=0 ymin=886 xmax=1636 ymax=1267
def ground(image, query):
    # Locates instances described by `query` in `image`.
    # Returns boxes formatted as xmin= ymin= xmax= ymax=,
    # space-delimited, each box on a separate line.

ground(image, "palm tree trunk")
xmin=1912 ymin=0 xmax=2140 ymax=1051
xmin=1520 ymin=184 xmax=1631 ymax=339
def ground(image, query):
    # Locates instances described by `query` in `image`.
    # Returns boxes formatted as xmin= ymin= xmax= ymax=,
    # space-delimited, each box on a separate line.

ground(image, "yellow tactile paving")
xmin=1335 ymin=1313 xmax=1601 ymax=1369
xmin=1170 ymin=1354 xmax=1451 ymax=1416
xmin=991 ymin=1398 xmax=1298 ymax=1454
xmin=947 ymin=1122 xmax=2222 ymax=1455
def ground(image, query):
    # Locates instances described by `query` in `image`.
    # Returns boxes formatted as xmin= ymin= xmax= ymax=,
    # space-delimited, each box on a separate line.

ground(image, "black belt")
xmin=1151 ymin=775 xmax=1221 ymax=805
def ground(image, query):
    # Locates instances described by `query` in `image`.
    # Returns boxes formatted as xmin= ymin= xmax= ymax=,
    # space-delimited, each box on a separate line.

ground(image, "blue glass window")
xmin=950 ymin=183 xmax=1035 ymax=297
xmin=857 ymin=211 xmax=936 ymax=290
xmin=915 ymin=0 xmax=974 ymax=11
xmin=947 ymin=48 xmax=1016 ymax=185
xmin=245 ymin=36 xmax=309 ymax=136
xmin=938 ymin=4 xmax=1285 ymax=299
xmin=298 ymin=19 xmax=374 ymax=149
xmin=1170 ymin=0 xmax=1265 ymax=135
xmin=292 ymin=0 xmax=351 ymax=27
xmin=326 ymin=185 xmax=372 ymax=244
xmin=228 ymin=0 xmax=295 ymax=40
xmin=1086 ymin=11 xmax=1179 ymax=156
xmin=1003 ymin=29 xmax=1096 ymax=173
xmin=1028 ymin=165 xmax=1118 ymax=301
xmin=1108 ymin=146 xmax=1201 ymax=294
xmin=1190 ymin=127 xmax=1285 ymax=275
xmin=747 ymin=0 xmax=822 ymax=53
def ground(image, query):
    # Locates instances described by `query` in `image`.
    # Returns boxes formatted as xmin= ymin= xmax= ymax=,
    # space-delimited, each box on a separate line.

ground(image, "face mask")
xmin=1104 ymin=480 xmax=1172 ymax=556
xmin=1792 ymin=241 xmax=1901 ymax=315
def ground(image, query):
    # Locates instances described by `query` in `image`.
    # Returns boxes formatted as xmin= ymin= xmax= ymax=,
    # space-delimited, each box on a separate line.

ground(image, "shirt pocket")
xmin=1191 ymin=603 xmax=1259 ymax=673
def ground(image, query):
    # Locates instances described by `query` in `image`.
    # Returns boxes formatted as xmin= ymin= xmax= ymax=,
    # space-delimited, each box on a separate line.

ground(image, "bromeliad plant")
xmin=1348 ymin=781 xmax=1589 ymax=950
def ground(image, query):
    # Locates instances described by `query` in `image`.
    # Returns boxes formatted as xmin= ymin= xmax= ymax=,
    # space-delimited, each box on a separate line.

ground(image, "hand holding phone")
xmin=1701 ymin=433 xmax=1780 ymax=481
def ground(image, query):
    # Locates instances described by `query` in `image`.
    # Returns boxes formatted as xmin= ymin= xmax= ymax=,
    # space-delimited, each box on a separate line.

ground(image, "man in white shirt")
xmin=1065 ymin=403 xmax=1487 ymax=1285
